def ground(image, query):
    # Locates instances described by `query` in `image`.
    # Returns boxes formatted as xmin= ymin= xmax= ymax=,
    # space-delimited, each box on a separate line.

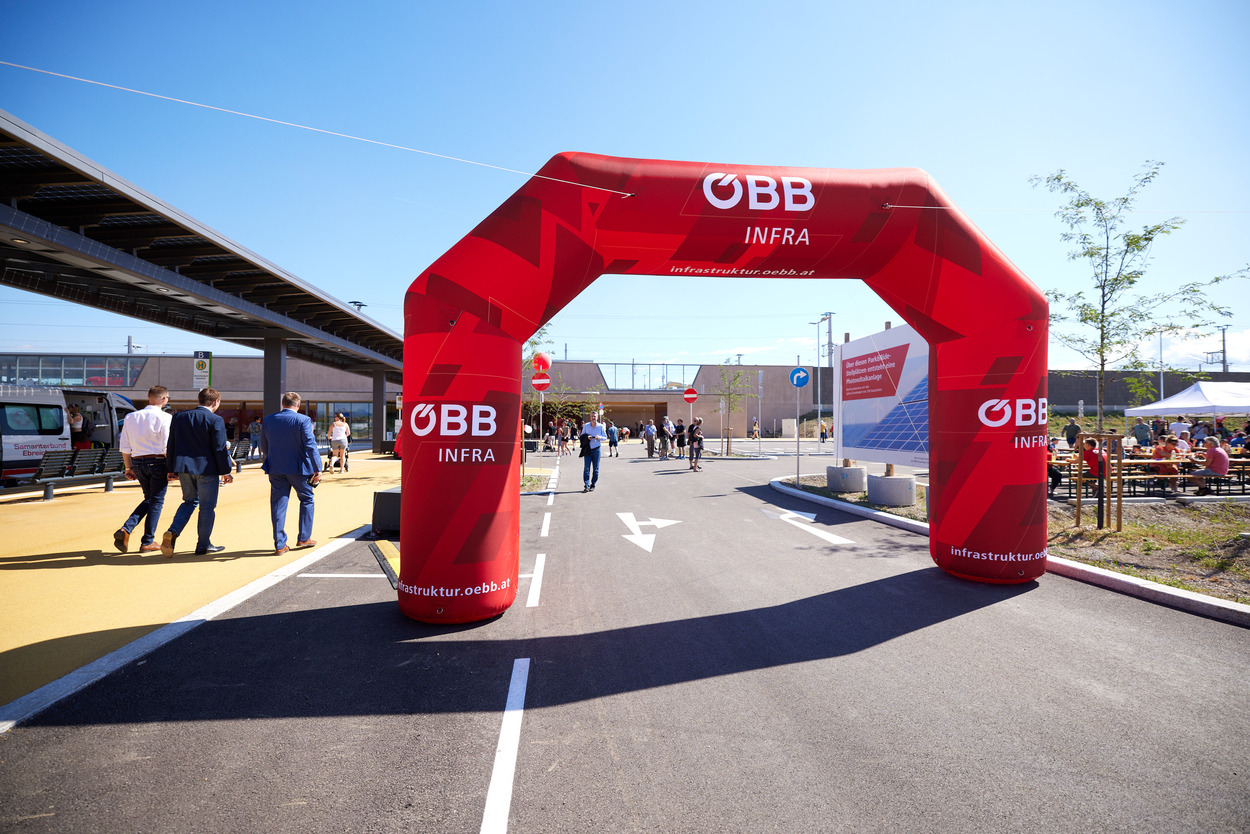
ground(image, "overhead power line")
xmin=0 ymin=60 xmax=635 ymax=198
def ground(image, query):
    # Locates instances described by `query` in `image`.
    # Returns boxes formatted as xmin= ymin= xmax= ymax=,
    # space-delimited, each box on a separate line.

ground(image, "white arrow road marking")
xmin=617 ymin=512 xmax=681 ymax=553
xmin=762 ymin=508 xmax=855 ymax=545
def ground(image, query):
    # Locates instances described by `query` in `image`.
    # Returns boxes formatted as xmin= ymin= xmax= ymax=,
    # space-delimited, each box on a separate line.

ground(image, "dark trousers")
xmin=122 ymin=457 xmax=168 ymax=545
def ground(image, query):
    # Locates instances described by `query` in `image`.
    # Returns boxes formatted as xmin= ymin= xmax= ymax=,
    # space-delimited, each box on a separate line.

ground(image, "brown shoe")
xmin=275 ymin=545 xmax=291 ymax=556
xmin=138 ymin=543 xmax=162 ymax=553
xmin=295 ymin=539 xmax=317 ymax=549
xmin=113 ymin=529 xmax=129 ymax=554
xmin=160 ymin=531 xmax=177 ymax=558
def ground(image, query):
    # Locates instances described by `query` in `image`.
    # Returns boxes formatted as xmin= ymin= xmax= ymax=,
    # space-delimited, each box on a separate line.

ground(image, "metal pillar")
xmin=263 ymin=337 xmax=287 ymax=417
xmin=373 ymin=369 xmax=388 ymax=454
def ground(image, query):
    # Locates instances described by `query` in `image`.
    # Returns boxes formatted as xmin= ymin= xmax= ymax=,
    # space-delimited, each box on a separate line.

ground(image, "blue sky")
xmin=1 ymin=0 xmax=1247 ymax=374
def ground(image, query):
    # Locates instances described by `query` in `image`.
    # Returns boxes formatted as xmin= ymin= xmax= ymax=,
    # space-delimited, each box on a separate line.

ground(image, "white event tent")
xmin=1125 ymin=381 xmax=1250 ymax=417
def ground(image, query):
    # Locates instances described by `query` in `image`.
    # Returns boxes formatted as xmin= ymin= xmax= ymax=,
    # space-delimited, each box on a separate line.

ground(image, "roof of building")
xmin=0 ymin=108 xmax=401 ymax=380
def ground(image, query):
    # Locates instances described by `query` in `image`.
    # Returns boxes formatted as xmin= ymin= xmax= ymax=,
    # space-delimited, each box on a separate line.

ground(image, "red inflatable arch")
xmin=401 ymin=154 xmax=1048 ymax=624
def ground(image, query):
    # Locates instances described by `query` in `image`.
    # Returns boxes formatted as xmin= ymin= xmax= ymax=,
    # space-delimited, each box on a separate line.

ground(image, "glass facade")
xmin=313 ymin=401 xmax=375 ymax=442
xmin=0 ymin=354 xmax=146 ymax=387
xmin=597 ymin=363 xmax=703 ymax=391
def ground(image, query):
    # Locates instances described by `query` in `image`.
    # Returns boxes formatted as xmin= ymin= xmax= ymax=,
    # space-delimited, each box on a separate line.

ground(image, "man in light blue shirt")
xmin=580 ymin=412 xmax=608 ymax=492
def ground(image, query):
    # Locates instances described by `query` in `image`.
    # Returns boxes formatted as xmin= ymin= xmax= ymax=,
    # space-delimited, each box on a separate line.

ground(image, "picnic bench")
xmin=33 ymin=448 xmax=127 ymax=501
xmin=230 ymin=437 xmax=252 ymax=473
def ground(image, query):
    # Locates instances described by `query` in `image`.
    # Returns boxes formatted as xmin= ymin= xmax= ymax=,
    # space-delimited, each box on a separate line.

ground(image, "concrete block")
xmin=826 ymin=465 xmax=867 ymax=492
xmin=867 ymin=474 xmax=916 ymax=507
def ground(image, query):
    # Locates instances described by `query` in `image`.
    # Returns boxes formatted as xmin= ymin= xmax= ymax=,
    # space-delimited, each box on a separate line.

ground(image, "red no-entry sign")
xmin=531 ymin=372 xmax=551 ymax=392
xmin=683 ymin=387 xmax=698 ymax=403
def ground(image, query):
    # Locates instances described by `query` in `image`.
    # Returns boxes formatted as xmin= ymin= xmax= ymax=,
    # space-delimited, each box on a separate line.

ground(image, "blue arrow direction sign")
xmin=790 ymin=367 xmax=809 ymax=387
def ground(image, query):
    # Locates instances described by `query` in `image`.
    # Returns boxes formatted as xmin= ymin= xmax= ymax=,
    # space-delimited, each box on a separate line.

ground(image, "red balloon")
xmin=532 ymin=352 xmax=553 ymax=371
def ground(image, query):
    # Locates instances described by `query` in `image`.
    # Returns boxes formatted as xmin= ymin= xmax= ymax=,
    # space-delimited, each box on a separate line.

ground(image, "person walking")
xmin=328 ymin=412 xmax=351 ymax=472
xmin=247 ymin=415 xmax=263 ymax=459
xmin=161 ymin=388 xmax=233 ymax=557
xmin=606 ymin=420 xmax=620 ymax=457
xmin=261 ymin=392 xmax=323 ymax=554
xmin=690 ymin=417 xmax=705 ymax=471
xmin=643 ymin=419 xmax=657 ymax=458
xmin=113 ymin=385 xmax=173 ymax=554
xmin=580 ymin=412 xmax=608 ymax=492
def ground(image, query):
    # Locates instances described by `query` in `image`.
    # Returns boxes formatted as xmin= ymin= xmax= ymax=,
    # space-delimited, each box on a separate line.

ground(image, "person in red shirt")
xmin=1082 ymin=438 xmax=1106 ymax=498
xmin=1189 ymin=436 xmax=1230 ymax=496
xmin=1150 ymin=436 xmax=1181 ymax=495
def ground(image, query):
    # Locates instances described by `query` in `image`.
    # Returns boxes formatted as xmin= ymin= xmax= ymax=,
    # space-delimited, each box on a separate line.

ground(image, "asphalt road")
xmin=2 ymin=442 xmax=1247 ymax=833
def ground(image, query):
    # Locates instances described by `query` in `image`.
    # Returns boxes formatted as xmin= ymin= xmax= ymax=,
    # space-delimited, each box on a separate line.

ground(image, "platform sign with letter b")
xmin=193 ymin=351 xmax=212 ymax=388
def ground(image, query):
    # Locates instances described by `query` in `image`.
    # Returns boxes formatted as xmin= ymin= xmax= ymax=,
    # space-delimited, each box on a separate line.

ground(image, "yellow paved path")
xmin=0 ymin=454 xmax=401 ymax=706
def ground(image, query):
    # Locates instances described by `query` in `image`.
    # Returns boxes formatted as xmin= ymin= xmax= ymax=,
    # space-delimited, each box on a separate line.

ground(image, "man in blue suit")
xmin=260 ymin=391 xmax=322 ymax=554
xmin=161 ymin=387 xmax=234 ymax=557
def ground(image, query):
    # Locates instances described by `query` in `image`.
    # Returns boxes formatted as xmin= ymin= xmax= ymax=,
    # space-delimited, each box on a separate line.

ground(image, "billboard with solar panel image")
xmin=839 ymin=325 xmax=929 ymax=468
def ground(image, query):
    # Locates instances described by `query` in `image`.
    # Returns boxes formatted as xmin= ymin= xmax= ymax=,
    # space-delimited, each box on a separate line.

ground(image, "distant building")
xmin=0 ymin=352 xmax=401 ymax=441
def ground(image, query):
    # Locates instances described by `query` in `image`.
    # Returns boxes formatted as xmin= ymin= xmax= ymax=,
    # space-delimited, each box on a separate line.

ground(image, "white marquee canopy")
xmin=1125 ymin=381 xmax=1250 ymax=417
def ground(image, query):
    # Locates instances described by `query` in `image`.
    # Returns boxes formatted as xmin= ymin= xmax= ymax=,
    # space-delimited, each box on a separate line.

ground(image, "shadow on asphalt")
xmin=19 ymin=566 xmax=1035 ymax=727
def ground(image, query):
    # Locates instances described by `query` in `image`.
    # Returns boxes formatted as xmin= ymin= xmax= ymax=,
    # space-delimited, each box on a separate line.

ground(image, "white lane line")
xmin=480 ymin=658 xmax=531 ymax=834
xmin=540 ymin=512 xmax=551 ymax=537
xmin=526 ymin=554 xmax=546 ymax=608
xmin=546 ymin=491 xmax=554 ymax=506
xmin=0 ymin=524 xmax=370 ymax=734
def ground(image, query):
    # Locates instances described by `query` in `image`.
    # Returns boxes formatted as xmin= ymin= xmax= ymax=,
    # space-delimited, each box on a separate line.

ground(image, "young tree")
xmin=710 ymin=364 xmax=757 ymax=455
xmin=1032 ymin=161 xmax=1242 ymax=429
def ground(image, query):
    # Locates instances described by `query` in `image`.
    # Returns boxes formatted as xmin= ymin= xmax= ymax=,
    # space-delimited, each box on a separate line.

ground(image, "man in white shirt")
xmin=113 ymin=385 xmax=173 ymax=553
xmin=580 ymin=412 xmax=609 ymax=492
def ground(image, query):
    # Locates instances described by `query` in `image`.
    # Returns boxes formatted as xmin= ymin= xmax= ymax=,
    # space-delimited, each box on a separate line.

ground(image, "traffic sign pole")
xmin=683 ymin=387 xmax=697 ymax=434
xmin=789 ymin=365 xmax=810 ymax=483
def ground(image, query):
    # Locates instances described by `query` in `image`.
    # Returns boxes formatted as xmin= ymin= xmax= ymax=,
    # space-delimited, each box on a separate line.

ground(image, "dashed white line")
xmin=526 ymin=554 xmax=546 ymax=607
xmin=540 ymin=512 xmax=551 ymax=537
xmin=479 ymin=657 xmax=531 ymax=834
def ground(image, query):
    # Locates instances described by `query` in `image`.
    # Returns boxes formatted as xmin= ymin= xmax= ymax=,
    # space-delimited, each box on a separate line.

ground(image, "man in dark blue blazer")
xmin=260 ymin=391 xmax=322 ymax=554
xmin=161 ymin=387 xmax=234 ymax=557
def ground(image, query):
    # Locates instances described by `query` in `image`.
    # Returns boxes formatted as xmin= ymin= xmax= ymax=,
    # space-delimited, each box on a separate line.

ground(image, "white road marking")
xmin=764 ymin=508 xmax=856 ymax=545
xmin=540 ymin=512 xmax=551 ymax=537
xmin=479 ymin=658 xmax=531 ymax=834
xmin=526 ymin=553 xmax=546 ymax=607
xmin=616 ymin=512 xmax=681 ymax=553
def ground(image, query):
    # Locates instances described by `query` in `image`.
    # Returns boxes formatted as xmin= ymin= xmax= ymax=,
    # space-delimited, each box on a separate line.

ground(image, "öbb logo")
xmin=702 ymin=173 xmax=815 ymax=211
xmin=977 ymin=398 xmax=1049 ymax=428
xmin=410 ymin=403 xmax=498 ymax=437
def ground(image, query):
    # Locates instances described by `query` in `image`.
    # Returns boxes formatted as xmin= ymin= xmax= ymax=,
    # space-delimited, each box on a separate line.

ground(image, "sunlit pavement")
xmin=0 ymin=453 xmax=400 ymax=706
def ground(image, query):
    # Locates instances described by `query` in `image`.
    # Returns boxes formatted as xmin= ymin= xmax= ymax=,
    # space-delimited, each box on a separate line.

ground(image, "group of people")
xmin=544 ymin=412 xmax=709 ymax=493
xmin=1049 ymin=415 xmax=1242 ymax=499
xmin=112 ymin=386 xmax=326 ymax=558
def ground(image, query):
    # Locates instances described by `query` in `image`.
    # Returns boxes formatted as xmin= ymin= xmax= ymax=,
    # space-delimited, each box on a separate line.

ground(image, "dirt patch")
xmin=1046 ymin=500 xmax=1250 ymax=605
xmin=788 ymin=476 xmax=1250 ymax=605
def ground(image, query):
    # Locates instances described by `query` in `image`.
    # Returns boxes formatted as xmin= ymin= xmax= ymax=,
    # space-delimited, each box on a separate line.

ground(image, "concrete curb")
xmin=769 ymin=477 xmax=930 ymax=536
xmin=769 ymin=477 xmax=1250 ymax=628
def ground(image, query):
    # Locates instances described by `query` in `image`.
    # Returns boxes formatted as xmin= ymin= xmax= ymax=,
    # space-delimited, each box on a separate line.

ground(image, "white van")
xmin=0 ymin=385 xmax=137 ymax=485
